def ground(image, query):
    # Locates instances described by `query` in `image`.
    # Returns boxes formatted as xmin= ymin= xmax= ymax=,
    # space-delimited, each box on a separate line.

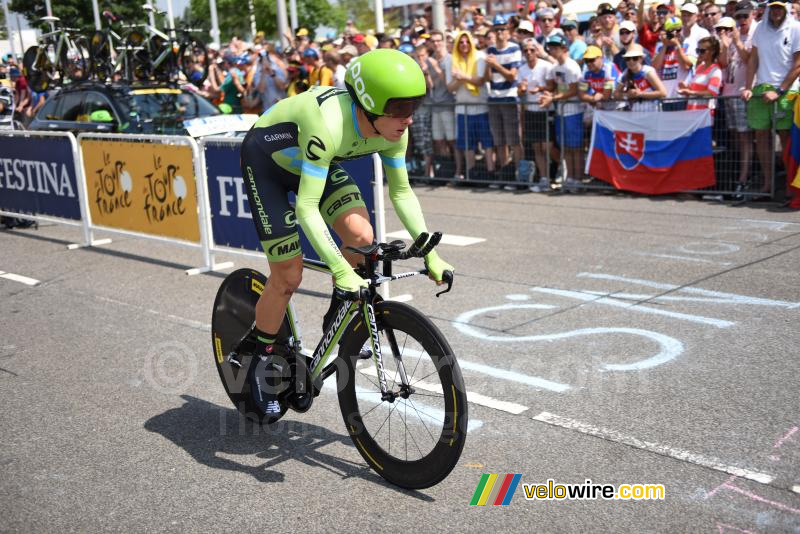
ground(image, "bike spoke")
xmin=395 ymin=400 xmax=425 ymax=458
xmin=403 ymin=397 xmax=437 ymax=444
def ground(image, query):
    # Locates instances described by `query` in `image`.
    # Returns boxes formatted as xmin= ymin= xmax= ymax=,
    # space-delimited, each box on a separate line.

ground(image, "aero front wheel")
xmin=337 ymin=300 xmax=468 ymax=489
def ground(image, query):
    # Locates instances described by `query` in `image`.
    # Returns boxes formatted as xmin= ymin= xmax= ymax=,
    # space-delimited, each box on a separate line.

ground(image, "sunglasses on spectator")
xmin=620 ymin=29 xmax=634 ymax=35
xmin=716 ymin=27 xmax=731 ymax=32
xmin=734 ymin=13 xmax=750 ymax=18
xmin=657 ymin=9 xmax=669 ymax=15
xmin=523 ymin=48 xmax=536 ymax=52
xmin=625 ymin=56 xmax=642 ymax=61
xmin=541 ymin=17 xmax=555 ymax=21
xmin=703 ymin=11 xmax=721 ymax=16
xmin=696 ymin=47 xmax=708 ymax=53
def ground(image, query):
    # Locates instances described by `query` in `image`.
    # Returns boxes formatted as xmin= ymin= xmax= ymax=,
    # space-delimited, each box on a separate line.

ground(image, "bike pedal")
xmin=226 ymin=351 xmax=242 ymax=368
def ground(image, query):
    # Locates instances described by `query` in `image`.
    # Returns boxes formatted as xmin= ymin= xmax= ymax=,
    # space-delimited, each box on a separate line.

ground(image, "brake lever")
xmin=435 ymin=270 xmax=454 ymax=298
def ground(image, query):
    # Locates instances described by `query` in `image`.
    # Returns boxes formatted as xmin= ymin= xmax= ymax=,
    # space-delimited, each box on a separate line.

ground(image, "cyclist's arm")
xmin=294 ymin=132 xmax=364 ymax=291
xmin=380 ymin=139 xmax=450 ymax=275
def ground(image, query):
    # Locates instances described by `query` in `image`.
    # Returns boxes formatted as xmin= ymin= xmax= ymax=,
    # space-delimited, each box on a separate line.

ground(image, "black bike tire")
xmin=211 ymin=268 xmax=292 ymax=424
xmin=178 ymin=38 xmax=208 ymax=85
xmin=23 ymin=46 xmax=51 ymax=92
xmin=336 ymin=300 xmax=468 ymax=489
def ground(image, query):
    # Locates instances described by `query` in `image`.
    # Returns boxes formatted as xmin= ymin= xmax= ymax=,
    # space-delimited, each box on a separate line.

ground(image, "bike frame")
xmin=290 ymin=257 xmax=428 ymax=398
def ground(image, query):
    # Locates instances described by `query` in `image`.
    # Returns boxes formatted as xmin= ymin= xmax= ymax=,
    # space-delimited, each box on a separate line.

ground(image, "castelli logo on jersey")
xmin=350 ymin=61 xmax=375 ymax=111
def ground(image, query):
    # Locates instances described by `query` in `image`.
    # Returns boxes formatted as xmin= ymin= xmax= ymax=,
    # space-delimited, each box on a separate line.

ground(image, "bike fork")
xmin=362 ymin=300 xmax=415 ymax=402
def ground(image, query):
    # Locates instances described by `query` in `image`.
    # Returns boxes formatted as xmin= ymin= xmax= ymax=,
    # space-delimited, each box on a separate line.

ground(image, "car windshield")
xmin=122 ymin=88 xmax=220 ymax=135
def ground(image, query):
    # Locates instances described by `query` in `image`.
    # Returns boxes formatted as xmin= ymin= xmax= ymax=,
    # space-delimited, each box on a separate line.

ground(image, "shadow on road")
xmin=144 ymin=394 xmax=434 ymax=501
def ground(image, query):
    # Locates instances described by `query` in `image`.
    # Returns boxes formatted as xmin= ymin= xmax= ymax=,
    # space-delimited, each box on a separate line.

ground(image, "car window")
xmin=126 ymin=89 xmax=220 ymax=134
xmin=58 ymin=92 xmax=85 ymax=122
xmin=40 ymin=97 xmax=60 ymax=120
xmin=83 ymin=92 xmax=116 ymax=123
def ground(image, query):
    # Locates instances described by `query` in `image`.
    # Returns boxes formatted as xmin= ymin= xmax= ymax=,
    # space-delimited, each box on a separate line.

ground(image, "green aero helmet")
xmin=345 ymin=48 xmax=426 ymax=118
xmin=664 ymin=15 xmax=683 ymax=31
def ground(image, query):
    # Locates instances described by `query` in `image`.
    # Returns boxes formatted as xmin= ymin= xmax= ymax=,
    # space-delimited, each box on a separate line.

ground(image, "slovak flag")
xmin=587 ymin=110 xmax=716 ymax=194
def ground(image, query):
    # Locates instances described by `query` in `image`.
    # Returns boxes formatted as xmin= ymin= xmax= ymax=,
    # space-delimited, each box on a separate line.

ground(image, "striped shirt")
xmin=486 ymin=43 xmax=522 ymax=101
xmin=686 ymin=62 xmax=722 ymax=113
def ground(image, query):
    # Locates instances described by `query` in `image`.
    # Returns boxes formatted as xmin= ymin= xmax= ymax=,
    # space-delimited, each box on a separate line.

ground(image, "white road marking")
xmin=389 ymin=294 xmax=414 ymax=303
xmin=634 ymin=252 xmax=732 ymax=266
xmin=531 ymin=287 xmax=735 ymax=328
xmin=793 ymin=485 xmax=800 ymax=495
xmin=0 ymin=271 xmax=40 ymax=286
xmin=357 ymin=365 xmax=529 ymax=414
xmin=578 ymin=273 xmax=800 ymax=308
xmin=584 ymin=291 xmax=751 ymax=305
xmin=385 ymin=230 xmax=485 ymax=247
xmin=532 ymin=411 xmax=775 ymax=486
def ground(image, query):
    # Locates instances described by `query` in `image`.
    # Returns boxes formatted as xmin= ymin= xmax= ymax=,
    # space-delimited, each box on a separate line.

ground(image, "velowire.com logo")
xmin=470 ymin=474 xmax=522 ymax=506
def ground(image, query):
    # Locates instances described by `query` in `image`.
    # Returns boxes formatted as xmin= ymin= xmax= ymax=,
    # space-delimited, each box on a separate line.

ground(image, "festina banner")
xmin=586 ymin=109 xmax=716 ymax=194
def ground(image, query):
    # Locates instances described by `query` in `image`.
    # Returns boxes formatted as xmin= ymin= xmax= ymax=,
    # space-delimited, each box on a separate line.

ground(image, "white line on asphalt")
xmin=633 ymin=252 xmax=732 ymax=266
xmin=793 ymin=485 xmax=800 ymax=495
xmin=578 ymin=272 xmax=800 ymax=308
xmin=356 ymin=365 xmax=529 ymax=414
xmin=532 ymin=411 xmax=775 ymax=485
xmin=0 ymin=271 xmax=40 ymax=286
xmin=93 ymin=295 xmax=212 ymax=331
xmin=531 ymin=287 xmax=735 ymax=328
xmin=385 ymin=230 xmax=486 ymax=247
xmin=389 ymin=294 xmax=414 ymax=303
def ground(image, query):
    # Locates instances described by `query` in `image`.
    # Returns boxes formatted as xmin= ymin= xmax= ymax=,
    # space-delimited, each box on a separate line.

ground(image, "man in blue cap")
xmin=539 ymin=33 xmax=584 ymax=191
xmin=485 ymin=13 xmax=523 ymax=185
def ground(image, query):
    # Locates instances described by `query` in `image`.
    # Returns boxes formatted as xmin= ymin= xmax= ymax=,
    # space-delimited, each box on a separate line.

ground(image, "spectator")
xmin=638 ymin=0 xmax=670 ymax=55
xmin=353 ymin=34 xmax=371 ymax=55
xmin=742 ymin=0 xmax=800 ymax=196
xmin=614 ymin=43 xmax=667 ymax=111
xmin=680 ymin=2 xmax=711 ymax=50
xmin=451 ymin=30 xmax=495 ymax=180
xmin=580 ymin=45 xmax=621 ymax=111
xmin=539 ymin=33 xmax=584 ymax=190
xmin=589 ymin=3 xmax=621 ymax=59
xmin=517 ymin=39 xmax=554 ymax=192
xmin=613 ymin=19 xmax=653 ymax=71
xmin=427 ymin=30 xmax=460 ymax=179
xmin=702 ymin=2 xmax=724 ymax=31
xmin=285 ymin=61 xmax=309 ymax=96
xmin=678 ymin=36 xmax=723 ymax=114
xmin=303 ymin=48 xmax=333 ymax=86
xmin=654 ymin=16 xmax=694 ymax=105
xmin=410 ymin=44 xmax=435 ymax=180
xmin=485 ymin=14 xmax=524 ymax=180
xmin=325 ymin=52 xmax=347 ymax=89
xmin=718 ymin=5 xmax=757 ymax=197
xmin=561 ymin=17 xmax=588 ymax=64
xmin=250 ymin=48 xmax=287 ymax=112
xmin=339 ymin=45 xmax=358 ymax=67
xmin=725 ymin=0 xmax=740 ymax=16
xmin=536 ymin=7 xmax=564 ymax=45
xmin=755 ymin=1 xmax=766 ymax=20
xmin=10 ymin=68 xmax=31 ymax=124
xmin=26 ymin=88 xmax=47 ymax=124
xmin=516 ymin=19 xmax=536 ymax=43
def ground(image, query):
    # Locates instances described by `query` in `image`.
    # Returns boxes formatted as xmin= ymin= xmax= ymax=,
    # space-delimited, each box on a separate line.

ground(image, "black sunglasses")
xmin=657 ymin=9 xmax=669 ymax=15
xmin=734 ymin=13 xmax=750 ymax=18
xmin=625 ymin=56 xmax=642 ymax=61
xmin=703 ymin=11 xmax=721 ymax=16
xmin=696 ymin=47 xmax=708 ymax=53
xmin=620 ymin=29 xmax=634 ymax=35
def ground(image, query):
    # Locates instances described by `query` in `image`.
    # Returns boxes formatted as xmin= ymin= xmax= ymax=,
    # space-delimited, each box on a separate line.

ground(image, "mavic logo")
xmin=350 ymin=60 xmax=375 ymax=111
xmin=268 ymin=235 xmax=300 ymax=257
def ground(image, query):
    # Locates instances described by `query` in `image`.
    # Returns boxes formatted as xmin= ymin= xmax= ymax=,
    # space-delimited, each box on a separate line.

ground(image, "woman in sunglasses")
xmin=677 ymin=36 xmax=722 ymax=115
xmin=613 ymin=43 xmax=667 ymax=111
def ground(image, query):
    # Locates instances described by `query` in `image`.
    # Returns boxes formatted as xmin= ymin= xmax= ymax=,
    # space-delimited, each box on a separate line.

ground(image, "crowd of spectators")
xmin=2 ymin=0 xmax=799 ymax=206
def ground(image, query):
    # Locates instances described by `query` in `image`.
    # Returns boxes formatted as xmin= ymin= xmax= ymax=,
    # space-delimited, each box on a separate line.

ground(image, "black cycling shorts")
xmin=240 ymin=123 xmax=367 ymax=262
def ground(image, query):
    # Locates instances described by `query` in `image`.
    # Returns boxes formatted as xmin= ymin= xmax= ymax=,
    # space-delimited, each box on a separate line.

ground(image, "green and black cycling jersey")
xmin=240 ymin=85 xmax=447 ymax=293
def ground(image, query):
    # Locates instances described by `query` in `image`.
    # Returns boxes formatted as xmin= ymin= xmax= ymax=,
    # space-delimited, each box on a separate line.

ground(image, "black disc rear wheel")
xmin=211 ymin=268 xmax=292 ymax=423
xmin=337 ymin=300 xmax=468 ymax=489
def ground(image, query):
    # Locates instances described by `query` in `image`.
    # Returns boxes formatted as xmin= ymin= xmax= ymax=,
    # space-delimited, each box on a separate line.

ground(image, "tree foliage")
xmin=9 ymin=0 xmax=151 ymax=33
xmin=189 ymin=0 xmax=347 ymax=43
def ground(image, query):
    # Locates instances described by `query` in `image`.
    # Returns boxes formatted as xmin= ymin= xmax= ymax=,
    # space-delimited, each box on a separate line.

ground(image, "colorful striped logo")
xmin=470 ymin=474 xmax=522 ymax=505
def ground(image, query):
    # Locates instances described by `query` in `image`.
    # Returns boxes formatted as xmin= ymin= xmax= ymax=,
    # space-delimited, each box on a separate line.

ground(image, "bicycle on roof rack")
xmin=211 ymin=232 xmax=468 ymax=489
xmin=22 ymin=16 xmax=91 ymax=92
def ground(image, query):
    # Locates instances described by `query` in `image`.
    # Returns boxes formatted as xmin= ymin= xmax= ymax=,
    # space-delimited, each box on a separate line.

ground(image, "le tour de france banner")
xmin=587 ymin=109 xmax=716 ymax=195
xmin=0 ymin=134 xmax=82 ymax=220
xmin=79 ymin=139 xmax=200 ymax=242
xmin=203 ymin=140 xmax=375 ymax=260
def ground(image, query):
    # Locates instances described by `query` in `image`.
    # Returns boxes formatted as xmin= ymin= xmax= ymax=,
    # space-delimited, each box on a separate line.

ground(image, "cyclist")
xmin=239 ymin=48 xmax=454 ymax=412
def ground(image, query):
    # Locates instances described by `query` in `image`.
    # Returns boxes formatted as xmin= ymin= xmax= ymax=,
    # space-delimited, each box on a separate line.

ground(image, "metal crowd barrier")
xmin=407 ymin=96 xmax=783 ymax=201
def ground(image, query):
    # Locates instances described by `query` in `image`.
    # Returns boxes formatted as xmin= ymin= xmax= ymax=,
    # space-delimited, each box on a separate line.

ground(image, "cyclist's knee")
xmin=268 ymin=257 xmax=303 ymax=296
